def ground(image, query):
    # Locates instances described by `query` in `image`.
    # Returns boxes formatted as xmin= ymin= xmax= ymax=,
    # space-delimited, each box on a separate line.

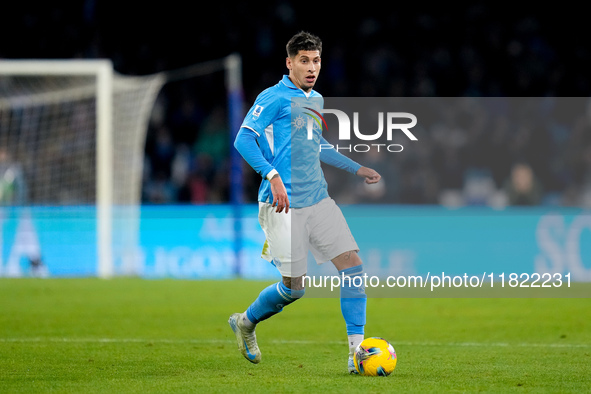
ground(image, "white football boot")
xmin=228 ymin=313 xmax=261 ymax=364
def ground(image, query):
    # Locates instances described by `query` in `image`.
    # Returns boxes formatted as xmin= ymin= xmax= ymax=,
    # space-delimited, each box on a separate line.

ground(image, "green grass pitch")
xmin=1 ymin=278 xmax=590 ymax=393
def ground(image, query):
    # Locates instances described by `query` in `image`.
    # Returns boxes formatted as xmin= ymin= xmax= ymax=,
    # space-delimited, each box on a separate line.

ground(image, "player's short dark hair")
xmin=286 ymin=31 xmax=322 ymax=58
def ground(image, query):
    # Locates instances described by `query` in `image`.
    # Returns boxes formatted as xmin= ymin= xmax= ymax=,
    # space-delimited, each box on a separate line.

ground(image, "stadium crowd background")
xmin=2 ymin=2 xmax=591 ymax=208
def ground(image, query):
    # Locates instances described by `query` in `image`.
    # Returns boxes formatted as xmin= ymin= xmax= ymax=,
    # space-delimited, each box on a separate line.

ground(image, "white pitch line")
xmin=0 ymin=337 xmax=589 ymax=348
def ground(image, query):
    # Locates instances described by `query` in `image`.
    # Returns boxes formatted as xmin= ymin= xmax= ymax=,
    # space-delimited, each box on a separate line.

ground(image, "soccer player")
xmin=228 ymin=31 xmax=381 ymax=373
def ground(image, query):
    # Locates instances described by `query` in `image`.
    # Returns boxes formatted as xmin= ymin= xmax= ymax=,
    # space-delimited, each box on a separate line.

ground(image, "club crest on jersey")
xmin=253 ymin=105 xmax=264 ymax=119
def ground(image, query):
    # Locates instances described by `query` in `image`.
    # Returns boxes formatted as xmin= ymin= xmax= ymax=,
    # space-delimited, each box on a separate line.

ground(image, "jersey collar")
xmin=281 ymin=75 xmax=314 ymax=97
xmin=281 ymin=75 xmax=298 ymax=89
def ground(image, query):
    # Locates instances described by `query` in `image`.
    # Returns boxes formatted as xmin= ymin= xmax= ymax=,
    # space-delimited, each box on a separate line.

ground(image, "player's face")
xmin=286 ymin=50 xmax=321 ymax=93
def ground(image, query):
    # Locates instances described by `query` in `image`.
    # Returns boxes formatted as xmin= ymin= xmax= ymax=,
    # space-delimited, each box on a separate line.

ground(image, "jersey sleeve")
xmin=234 ymin=128 xmax=275 ymax=179
xmin=234 ymin=88 xmax=281 ymax=179
xmin=319 ymin=136 xmax=362 ymax=174
xmin=240 ymin=87 xmax=281 ymax=137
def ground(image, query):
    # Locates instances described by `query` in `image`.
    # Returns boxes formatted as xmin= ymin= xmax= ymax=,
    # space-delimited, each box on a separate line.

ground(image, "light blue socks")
xmin=245 ymin=281 xmax=305 ymax=324
xmin=339 ymin=265 xmax=367 ymax=336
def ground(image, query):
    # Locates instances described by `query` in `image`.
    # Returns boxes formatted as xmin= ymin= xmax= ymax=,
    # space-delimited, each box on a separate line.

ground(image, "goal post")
xmin=96 ymin=61 xmax=114 ymax=278
xmin=0 ymin=55 xmax=244 ymax=278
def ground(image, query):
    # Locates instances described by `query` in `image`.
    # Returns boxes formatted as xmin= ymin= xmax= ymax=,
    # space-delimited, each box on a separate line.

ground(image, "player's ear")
xmin=286 ymin=57 xmax=292 ymax=70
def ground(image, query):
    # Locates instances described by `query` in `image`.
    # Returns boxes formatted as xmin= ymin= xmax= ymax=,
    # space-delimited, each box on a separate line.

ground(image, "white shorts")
xmin=258 ymin=197 xmax=359 ymax=278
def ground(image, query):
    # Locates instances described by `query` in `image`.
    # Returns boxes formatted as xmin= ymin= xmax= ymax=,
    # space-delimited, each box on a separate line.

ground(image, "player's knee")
xmin=282 ymin=275 xmax=305 ymax=289
xmin=282 ymin=275 xmax=306 ymax=300
xmin=332 ymin=250 xmax=363 ymax=271
xmin=350 ymin=252 xmax=363 ymax=267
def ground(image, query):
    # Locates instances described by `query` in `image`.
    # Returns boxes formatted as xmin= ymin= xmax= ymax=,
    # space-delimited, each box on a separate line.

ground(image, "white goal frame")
xmin=0 ymin=60 xmax=115 ymax=278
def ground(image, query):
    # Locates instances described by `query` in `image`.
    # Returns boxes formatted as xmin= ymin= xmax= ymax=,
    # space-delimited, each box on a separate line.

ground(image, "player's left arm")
xmin=355 ymin=166 xmax=381 ymax=184
xmin=318 ymin=136 xmax=381 ymax=184
xmin=319 ymin=136 xmax=362 ymax=174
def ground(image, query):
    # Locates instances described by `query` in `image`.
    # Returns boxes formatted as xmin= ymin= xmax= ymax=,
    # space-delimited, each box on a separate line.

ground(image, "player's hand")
xmin=356 ymin=166 xmax=381 ymax=184
xmin=270 ymin=175 xmax=290 ymax=213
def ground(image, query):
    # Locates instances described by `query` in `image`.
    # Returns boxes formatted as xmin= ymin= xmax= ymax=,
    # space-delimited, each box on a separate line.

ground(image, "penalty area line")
xmin=0 ymin=337 xmax=589 ymax=349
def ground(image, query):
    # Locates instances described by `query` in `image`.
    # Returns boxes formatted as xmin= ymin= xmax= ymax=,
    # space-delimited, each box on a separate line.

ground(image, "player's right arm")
xmin=233 ymin=127 xmax=274 ymax=179
xmin=233 ymin=89 xmax=289 ymax=213
xmin=234 ymin=128 xmax=289 ymax=213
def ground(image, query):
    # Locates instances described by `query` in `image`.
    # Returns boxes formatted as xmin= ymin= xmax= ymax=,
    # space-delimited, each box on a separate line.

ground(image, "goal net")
xmin=0 ymin=56 xmax=243 ymax=277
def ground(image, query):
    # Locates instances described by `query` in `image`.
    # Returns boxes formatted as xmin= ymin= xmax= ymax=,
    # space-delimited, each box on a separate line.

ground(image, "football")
xmin=353 ymin=337 xmax=397 ymax=376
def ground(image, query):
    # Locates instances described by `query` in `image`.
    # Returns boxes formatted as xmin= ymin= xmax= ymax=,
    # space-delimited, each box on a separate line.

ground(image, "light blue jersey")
xmin=234 ymin=75 xmax=361 ymax=208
